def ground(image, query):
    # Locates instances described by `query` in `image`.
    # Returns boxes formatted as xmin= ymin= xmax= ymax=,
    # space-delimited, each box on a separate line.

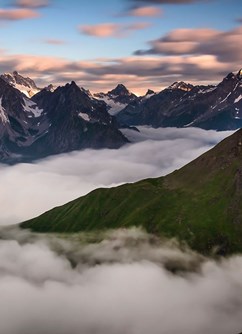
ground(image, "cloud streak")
xmin=134 ymin=26 xmax=242 ymax=63
xmin=79 ymin=22 xmax=150 ymax=38
xmin=43 ymin=38 xmax=66 ymax=45
xmin=130 ymin=0 xmax=209 ymax=4
xmin=126 ymin=6 xmax=162 ymax=17
xmin=0 ymin=8 xmax=39 ymax=20
xmin=14 ymin=0 xmax=50 ymax=8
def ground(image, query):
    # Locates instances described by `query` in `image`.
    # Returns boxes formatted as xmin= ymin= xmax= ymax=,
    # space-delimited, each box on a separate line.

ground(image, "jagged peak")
xmin=145 ymin=89 xmax=155 ymax=96
xmin=168 ymin=81 xmax=193 ymax=92
xmin=108 ymin=84 xmax=131 ymax=96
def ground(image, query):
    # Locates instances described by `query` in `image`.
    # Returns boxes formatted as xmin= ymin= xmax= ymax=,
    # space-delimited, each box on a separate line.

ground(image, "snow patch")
xmin=220 ymin=92 xmax=231 ymax=104
xmin=234 ymin=95 xmax=242 ymax=104
xmin=0 ymin=97 xmax=9 ymax=124
xmin=79 ymin=112 xmax=90 ymax=122
xmin=22 ymin=98 xmax=43 ymax=118
xmin=96 ymin=95 xmax=127 ymax=115
xmin=183 ymin=121 xmax=195 ymax=127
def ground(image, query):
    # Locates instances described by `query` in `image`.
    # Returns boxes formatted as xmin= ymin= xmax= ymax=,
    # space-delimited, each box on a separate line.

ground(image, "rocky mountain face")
xmin=28 ymin=82 xmax=128 ymax=158
xmin=21 ymin=128 xmax=242 ymax=255
xmin=0 ymin=77 xmax=49 ymax=161
xmin=0 ymin=79 xmax=128 ymax=163
xmin=1 ymin=69 xmax=242 ymax=162
xmin=94 ymin=84 xmax=138 ymax=115
xmin=0 ymin=71 xmax=41 ymax=98
xmin=117 ymin=70 xmax=242 ymax=131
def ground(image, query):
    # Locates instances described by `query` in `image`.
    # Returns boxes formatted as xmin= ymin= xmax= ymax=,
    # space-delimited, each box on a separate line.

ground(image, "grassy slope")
xmin=21 ymin=129 xmax=242 ymax=254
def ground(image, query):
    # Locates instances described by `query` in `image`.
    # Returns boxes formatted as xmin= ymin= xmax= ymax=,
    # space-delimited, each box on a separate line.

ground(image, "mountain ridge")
xmin=1 ymin=69 xmax=242 ymax=163
xmin=21 ymin=128 xmax=242 ymax=255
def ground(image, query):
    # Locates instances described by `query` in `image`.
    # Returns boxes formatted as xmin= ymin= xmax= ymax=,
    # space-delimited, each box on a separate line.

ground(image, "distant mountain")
xmin=94 ymin=84 xmax=138 ymax=115
xmin=0 ymin=79 xmax=128 ymax=162
xmin=21 ymin=128 xmax=242 ymax=255
xmin=0 ymin=77 xmax=49 ymax=161
xmin=117 ymin=70 xmax=242 ymax=131
xmin=1 ymin=69 xmax=242 ymax=162
xmin=28 ymin=81 xmax=128 ymax=157
xmin=1 ymin=71 xmax=41 ymax=98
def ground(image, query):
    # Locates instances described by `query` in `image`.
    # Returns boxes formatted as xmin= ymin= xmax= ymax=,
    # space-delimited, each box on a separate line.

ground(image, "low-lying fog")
xmin=0 ymin=126 xmax=240 ymax=334
xmin=0 ymin=126 xmax=233 ymax=225
xmin=0 ymin=226 xmax=241 ymax=334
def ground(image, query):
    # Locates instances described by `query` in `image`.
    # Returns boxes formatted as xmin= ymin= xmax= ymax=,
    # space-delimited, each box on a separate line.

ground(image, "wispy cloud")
xmin=125 ymin=6 xmax=162 ymax=17
xmin=13 ymin=0 xmax=50 ymax=8
xmin=79 ymin=22 xmax=150 ymax=38
xmin=134 ymin=26 xmax=242 ymax=63
xmin=0 ymin=8 xmax=39 ymax=20
xmin=43 ymin=38 xmax=66 ymax=45
xmin=130 ymin=0 xmax=208 ymax=4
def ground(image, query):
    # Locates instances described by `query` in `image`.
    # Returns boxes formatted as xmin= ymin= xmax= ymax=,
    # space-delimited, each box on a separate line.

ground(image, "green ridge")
xmin=21 ymin=129 xmax=242 ymax=254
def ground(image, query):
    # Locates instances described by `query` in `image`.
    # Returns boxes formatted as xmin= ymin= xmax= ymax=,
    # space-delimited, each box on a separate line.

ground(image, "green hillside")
xmin=21 ymin=129 xmax=242 ymax=254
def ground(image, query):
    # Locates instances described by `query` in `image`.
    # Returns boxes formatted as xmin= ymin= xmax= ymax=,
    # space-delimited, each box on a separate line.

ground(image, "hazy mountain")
xmin=21 ymin=128 xmax=242 ymax=255
xmin=117 ymin=70 xmax=242 ymax=131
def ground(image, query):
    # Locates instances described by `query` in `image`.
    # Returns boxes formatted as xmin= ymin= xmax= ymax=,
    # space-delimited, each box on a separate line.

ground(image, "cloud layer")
xmin=0 ymin=127 xmax=240 ymax=334
xmin=0 ymin=226 xmax=241 ymax=334
xmin=0 ymin=127 xmax=233 ymax=225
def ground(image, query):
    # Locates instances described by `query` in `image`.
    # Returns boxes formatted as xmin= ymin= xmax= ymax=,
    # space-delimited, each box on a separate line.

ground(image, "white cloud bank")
xmin=0 ymin=126 xmax=234 ymax=225
xmin=0 ymin=227 xmax=240 ymax=334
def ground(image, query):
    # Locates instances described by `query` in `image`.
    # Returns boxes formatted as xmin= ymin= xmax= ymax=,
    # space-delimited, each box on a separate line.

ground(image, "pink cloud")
xmin=0 ymin=8 xmax=39 ymax=20
xmin=79 ymin=22 xmax=150 ymax=38
xmin=14 ymin=0 xmax=49 ymax=7
xmin=128 ymin=6 xmax=162 ymax=17
xmin=131 ymin=0 xmax=207 ymax=4
xmin=80 ymin=23 xmax=120 ymax=37
xmin=43 ymin=39 xmax=66 ymax=45
xmin=135 ymin=26 xmax=242 ymax=63
xmin=0 ymin=51 xmax=236 ymax=95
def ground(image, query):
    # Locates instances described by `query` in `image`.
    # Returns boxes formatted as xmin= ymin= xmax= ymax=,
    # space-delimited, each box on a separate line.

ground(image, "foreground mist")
xmin=0 ymin=226 xmax=241 ymax=334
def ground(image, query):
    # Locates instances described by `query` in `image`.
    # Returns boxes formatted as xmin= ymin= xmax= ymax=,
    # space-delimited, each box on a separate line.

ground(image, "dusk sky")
xmin=0 ymin=0 xmax=241 ymax=94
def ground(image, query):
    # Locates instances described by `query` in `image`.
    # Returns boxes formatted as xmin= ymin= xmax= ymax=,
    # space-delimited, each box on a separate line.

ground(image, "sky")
xmin=0 ymin=0 xmax=241 ymax=94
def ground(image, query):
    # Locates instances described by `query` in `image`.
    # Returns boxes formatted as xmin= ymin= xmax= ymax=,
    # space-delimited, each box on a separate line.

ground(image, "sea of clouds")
xmin=0 ymin=126 xmax=241 ymax=334
xmin=0 ymin=126 xmax=234 ymax=225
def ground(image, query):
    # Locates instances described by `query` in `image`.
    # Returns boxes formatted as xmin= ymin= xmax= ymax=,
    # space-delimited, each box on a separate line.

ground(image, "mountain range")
xmin=21 ymin=128 xmax=242 ymax=255
xmin=0 ymin=69 xmax=242 ymax=163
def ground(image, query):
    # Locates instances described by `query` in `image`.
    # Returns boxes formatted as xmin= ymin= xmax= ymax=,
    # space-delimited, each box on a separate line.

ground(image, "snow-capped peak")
xmin=0 ymin=71 xmax=41 ymax=98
